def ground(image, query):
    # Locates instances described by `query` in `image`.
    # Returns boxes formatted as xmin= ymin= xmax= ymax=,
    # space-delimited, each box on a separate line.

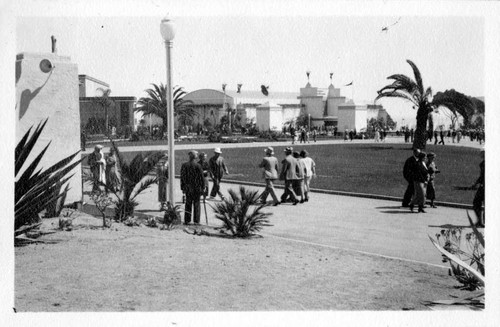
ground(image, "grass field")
xmin=85 ymin=143 xmax=482 ymax=205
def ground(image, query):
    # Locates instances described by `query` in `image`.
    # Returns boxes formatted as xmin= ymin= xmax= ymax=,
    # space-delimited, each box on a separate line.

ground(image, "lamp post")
xmin=161 ymin=17 xmax=176 ymax=206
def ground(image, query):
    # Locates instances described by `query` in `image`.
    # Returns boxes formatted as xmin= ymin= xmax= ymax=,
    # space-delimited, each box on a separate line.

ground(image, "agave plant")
xmin=211 ymin=186 xmax=272 ymax=238
xmin=15 ymin=118 xmax=82 ymax=235
xmin=429 ymin=211 xmax=485 ymax=291
xmin=105 ymin=139 xmax=162 ymax=221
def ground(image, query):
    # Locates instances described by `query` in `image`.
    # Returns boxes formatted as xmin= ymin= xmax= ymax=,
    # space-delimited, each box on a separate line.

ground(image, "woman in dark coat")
xmin=410 ymin=152 xmax=429 ymax=213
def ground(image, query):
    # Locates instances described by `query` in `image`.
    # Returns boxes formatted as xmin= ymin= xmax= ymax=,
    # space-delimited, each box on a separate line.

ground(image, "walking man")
xmin=402 ymin=148 xmax=420 ymax=207
xmin=279 ymin=147 xmax=299 ymax=205
xmin=258 ymin=147 xmax=280 ymax=206
xmin=209 ymin=148 xmax=229 ymax=201
xmin=180 ymin=150 xmax=205 ymax=225
xmin=300 ymin=149 xmax=316 ymax=202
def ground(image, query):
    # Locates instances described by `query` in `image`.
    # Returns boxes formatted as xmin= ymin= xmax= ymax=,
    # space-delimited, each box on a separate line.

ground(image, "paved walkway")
xmin=83 ymin=177 xmax=476 ymax=269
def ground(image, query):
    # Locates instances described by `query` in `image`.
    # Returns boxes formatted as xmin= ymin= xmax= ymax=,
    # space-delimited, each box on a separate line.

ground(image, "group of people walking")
xmin=178 ymin=146 xmax=316 ymax=225
xmin=402 ymin=147 xmax=485 ymax=226
xmin=259 ymin=146 xmax=316 ymax=206
xmin=402 ymin=148 xmax=440 ymax=213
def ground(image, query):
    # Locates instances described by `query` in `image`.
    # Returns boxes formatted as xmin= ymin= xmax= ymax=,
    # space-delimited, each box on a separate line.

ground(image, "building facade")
xmin=78 ymin=75 xmax=135 ymax=134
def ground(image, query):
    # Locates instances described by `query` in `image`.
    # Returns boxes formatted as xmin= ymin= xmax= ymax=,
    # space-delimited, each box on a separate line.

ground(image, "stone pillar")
xmin=15 ymin=52 xmax=82 ymax=205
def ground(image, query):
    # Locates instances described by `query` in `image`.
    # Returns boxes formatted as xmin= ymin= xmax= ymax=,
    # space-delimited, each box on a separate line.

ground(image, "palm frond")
xmin=407 ymin=60 xmax=424 ymax=95
xmin=375 ymin=91 xmax=418 ymax=105
xmin=15 ymin=119 xmax=48 ymax=175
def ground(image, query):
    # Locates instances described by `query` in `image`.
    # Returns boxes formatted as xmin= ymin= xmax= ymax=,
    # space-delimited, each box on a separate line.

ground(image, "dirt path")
xmin=15 ymin=213 xmax=466 ymax=312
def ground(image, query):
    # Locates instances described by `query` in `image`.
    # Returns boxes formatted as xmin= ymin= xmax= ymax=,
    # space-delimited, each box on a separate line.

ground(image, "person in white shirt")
xmin=299 ymin=150 xmax=316 ymax=202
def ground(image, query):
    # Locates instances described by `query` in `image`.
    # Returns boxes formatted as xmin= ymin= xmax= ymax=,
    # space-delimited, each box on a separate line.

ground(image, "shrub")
xmin=429 ymin=211 xmax=484 ymax=291
xmin=15 ymin=119 xmax=82 ymax=236
xmin=107 ymin=140 xmax=162 ymax=221
xmin=211 ymin=186 xmax=272 ymax=238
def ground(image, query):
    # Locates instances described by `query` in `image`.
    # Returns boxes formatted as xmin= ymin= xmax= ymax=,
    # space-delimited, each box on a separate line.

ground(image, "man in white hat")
xmin=258 ymin=147 xmax=280 ymax=206
xmin=87 ymin=144 xmax=106 ymax=192
xmin=208 ymin=147 xmax=229 ymax=200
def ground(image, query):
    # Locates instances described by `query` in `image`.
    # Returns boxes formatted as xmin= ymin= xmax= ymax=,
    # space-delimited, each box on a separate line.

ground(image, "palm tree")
xmin=375 ymin=60 xmax=475 ymax=150
xmin=135 ymin=83 xmax=196 ymax=136
xmin=105 ymin=140 xmax=163 ymax=221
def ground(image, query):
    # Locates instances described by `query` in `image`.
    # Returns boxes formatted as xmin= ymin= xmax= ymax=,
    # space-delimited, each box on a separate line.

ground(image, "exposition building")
xmin=182 ymin=81 xmax=388 ymax=133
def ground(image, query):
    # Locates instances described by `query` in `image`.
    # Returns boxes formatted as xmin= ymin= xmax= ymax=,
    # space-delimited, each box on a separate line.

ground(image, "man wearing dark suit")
xmin=180 ymin=150 xmax=205 ymax=225
xmin=471 ymin=149 xmax=485 ymax=227
xmin=402 ymin=148 xmax=421 ymax=207
xmin=280 ymin=147 xmax=299 ymax=205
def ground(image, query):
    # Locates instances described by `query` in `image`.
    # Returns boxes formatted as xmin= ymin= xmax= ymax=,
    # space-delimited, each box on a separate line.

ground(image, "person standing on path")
xmin=105 ymin=147 xmax=120 ymax=193
xmin=290 ymin=126 xmax=296 ymax=144
xmin=180 ymin=150 xmax=205 ymax=225
xmin=471 ymin=149 xmax=485 ymax=227
xmin=87 ymin=144 xmax=106 ymax=192
xmin=156 ymin=152 xmax=169 ymax=210
xmin=312 ymin=128 xmax=317 ymax=142
xmin=300 ymin=149 xmax=316 ymax=202
xmin=279 ymin=147 xmax=299 ymax=205
xmin=402 ymin=148 xmax=421 ymax=207
xmin=409 ymin=152 xmax=429 ymax=213
xmin=426 ymin=152 xmax=440 ymax=208
xmin=258 ymin=147 xmax=280 ymax=206
xmin=198 ymin=152 xmax=210 ymax=198
xmin=434 ymin=131 xmax=439 ymax=145
xmin=208 ymin=148 xmax=229 ymax=201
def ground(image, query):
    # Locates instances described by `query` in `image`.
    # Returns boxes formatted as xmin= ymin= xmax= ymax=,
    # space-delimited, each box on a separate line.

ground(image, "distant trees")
xmin=376 ymin=60 xmax=476 ymax=150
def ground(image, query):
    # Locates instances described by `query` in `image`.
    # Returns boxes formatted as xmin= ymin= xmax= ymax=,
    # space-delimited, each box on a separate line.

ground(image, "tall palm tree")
xmin=375 ymin=60 xmax=475 ymax=150
xmin=135 ymin=83 xmax=196 ymax=136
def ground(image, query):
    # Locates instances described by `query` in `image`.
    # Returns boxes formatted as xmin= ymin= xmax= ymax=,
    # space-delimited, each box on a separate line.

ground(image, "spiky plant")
xmin=106 ymin=140 xmax=162 ymax=221
xmin=429 ymin=211 xmax=485 ymax=292
xmin=211 ymin=186 xmax=272 ymax=238
xmin=15 ymin=119 xmax=82 ymax=236
xmin=375 ymin=60 xmax=475 ymax=150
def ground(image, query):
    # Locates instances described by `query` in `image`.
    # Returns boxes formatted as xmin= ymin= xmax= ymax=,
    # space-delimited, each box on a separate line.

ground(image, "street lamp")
xmin=161 ymin=17 xmax=176 ymax=206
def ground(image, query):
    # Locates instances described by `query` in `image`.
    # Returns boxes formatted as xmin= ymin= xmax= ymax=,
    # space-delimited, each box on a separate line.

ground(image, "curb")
xmin=217 ymin=178 xmax=474 ymax=210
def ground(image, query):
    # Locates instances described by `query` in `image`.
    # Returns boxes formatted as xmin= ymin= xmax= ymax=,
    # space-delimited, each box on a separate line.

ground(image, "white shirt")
xmin=301 ymin=157 xmax=315 ymax=177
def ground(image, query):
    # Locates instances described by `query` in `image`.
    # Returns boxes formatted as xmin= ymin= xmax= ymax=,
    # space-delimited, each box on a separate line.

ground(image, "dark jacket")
xmin=403 ymin=155 xmax=418 ymax=182
xmin=180 ymin=160 xmax=205 ymax=193
xmin=413 ymin=161 xmax=429 ymax=183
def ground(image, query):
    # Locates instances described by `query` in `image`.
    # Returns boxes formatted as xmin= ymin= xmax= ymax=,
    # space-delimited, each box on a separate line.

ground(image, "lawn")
xmin=85 ymin=143 xmax=482 ymax=205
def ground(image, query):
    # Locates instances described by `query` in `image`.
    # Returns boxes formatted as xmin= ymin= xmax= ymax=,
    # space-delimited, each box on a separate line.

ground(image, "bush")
xmin=211 ymin=186 xmax=272 ymax=238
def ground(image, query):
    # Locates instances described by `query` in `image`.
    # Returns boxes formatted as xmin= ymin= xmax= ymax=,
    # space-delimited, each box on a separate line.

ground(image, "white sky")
xmin=13 ymin=4 xmax=485 ymax=127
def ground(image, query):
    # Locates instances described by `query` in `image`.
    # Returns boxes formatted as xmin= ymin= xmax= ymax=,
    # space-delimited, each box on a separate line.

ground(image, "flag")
xmin=237 ymin=84 xmax=242 ymax=93
xmin=345 ymin=81 xmax=353 ymax=86
xmin=222 ymin=84 xmax=227 ymax=92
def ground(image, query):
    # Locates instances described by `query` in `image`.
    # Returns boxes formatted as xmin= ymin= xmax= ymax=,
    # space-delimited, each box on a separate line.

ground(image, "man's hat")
xmin=189 ymin=150 xmax=199 ymax=157
xmin=95 ymin=144 xmax=103 ymax=150
xmin=214 ymin=148 xmax=222 ymax=154
xmin=284 ymin=147 xmax=293 ymax=153
xmin=427 ymin=152 xmax=436 ymax=158
xmin=265 ymin=147 xmax=274 ymax=154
